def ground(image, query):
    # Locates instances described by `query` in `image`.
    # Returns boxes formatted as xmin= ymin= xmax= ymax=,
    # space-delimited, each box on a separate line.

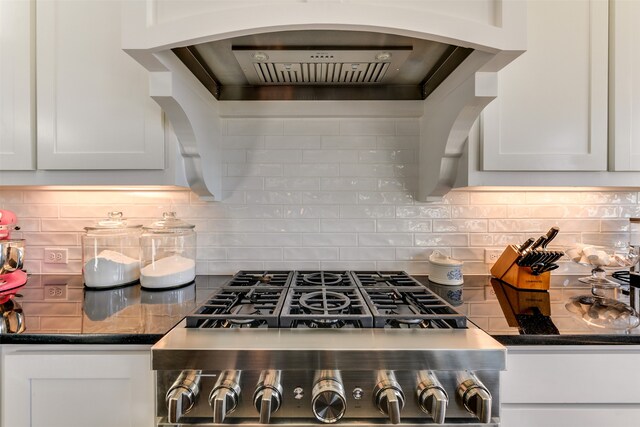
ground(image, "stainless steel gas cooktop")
xmin=153 ymin=271 xmax=505 ymax=426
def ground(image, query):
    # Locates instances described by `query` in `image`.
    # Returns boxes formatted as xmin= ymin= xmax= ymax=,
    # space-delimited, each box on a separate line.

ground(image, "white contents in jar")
xmin=83 ymin=250 xmax=140 ymax=287
xmin=140 ymin=254 xmax=196 ymax=288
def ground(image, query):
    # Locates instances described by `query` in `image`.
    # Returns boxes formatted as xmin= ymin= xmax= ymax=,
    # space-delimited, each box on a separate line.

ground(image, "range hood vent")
xmin=233 ymin=47 xmax=412 ymax=85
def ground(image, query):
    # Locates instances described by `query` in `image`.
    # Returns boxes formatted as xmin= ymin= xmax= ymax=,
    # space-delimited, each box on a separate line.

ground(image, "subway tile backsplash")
xmin=2 ymin=117 xmax=639 ymax=276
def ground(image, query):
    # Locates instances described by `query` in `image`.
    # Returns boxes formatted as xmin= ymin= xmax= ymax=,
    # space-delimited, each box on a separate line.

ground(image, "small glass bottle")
xmin=82 ymin=212 xmax=142 ymax=288
xmin=140 ymin=212 xmax=196 ymax=289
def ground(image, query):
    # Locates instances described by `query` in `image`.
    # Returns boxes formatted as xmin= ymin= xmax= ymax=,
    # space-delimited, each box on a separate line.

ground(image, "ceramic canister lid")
xmin=428 ymin=251 xmax=464 ymax=267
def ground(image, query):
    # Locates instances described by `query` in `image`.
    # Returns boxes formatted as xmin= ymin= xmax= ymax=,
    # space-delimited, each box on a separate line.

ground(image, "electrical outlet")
xmin=44 ymin=284 xmax=67 ymax=300
xmin=484 ymin=249 xmax=502 ymax=264
xmin=44 ymin=248 xmax=68 ymax=264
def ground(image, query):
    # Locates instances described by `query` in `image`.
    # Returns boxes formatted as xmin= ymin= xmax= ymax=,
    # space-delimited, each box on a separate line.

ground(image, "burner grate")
xmin=280 ymin=287 xmax=374 ymax=328
xmin=351 ymin=271 xmax=424 ymax=288
xmin=225 ymin=270 xmax=293 ymax=288
xmin=292 ymin=271 xmax=355 ymax=287
xmin=185 ymin=288 xmax=285 ymax=328
xmin=360 ymin=287 xmax=467 ymax=329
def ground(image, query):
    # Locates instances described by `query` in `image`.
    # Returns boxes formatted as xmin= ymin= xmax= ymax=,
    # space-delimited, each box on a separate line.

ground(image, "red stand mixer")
xmin=0 ymin=209 xmax=27 ymax=293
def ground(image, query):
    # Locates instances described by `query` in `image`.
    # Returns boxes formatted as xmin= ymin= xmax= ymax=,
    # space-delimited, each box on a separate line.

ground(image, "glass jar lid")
xmin=143 ymin=212 xmax=195 ymax=231
xmin=84 ymin=211 xmax=142 ymax=231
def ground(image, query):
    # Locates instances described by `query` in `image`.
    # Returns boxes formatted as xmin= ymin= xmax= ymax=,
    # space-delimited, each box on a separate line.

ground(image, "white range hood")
xmin=122 ymin=0 xmax=526 ymax=201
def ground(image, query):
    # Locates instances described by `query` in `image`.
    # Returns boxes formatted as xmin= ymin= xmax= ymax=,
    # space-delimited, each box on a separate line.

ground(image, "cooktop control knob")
xmin=456 ymin=371 xmax=492 ymax=423
xmin=416 ymin=370 xmax=448 ymax=424
xmin=165 ymin=370 xmax=202 ymax=424
xmin=208 ymin=370 xmax=242 ymax=424
xmin=253 ymin=370 xmax=283 ymax=424
xmin=374 ymin=371 xmax=405 ymax=425
xmin=311 ymin=370 xmax=347 ymax=424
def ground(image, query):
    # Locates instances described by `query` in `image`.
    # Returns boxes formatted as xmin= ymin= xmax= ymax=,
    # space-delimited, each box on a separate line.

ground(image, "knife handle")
xmin=517 ymin=237 xmax=535 ymax=254
xmin=528 ymin=236 xmax=546 ymax=252
xmin=541 ymin=226 xmax=560 ymax=249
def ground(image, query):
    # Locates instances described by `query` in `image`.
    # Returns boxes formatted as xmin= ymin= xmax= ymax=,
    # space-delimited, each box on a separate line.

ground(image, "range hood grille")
xmin=234 ymin=48 xmax=412 ymax=85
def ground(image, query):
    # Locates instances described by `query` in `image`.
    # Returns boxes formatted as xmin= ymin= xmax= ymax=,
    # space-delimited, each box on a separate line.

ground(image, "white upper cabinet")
xmin=0 ymin=0 xmax=35 ymax=170
xmin=609 ymin=0 xmax=640 ymax=171
xmin=36 ymin=0 xmax=164 ymax=170
xmin=481 ymin=0 xmax=609 ymax=171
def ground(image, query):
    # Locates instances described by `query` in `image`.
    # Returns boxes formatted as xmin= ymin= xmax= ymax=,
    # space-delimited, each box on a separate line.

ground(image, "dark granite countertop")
xmin=2 ymin=274 xmax=640 ymax=346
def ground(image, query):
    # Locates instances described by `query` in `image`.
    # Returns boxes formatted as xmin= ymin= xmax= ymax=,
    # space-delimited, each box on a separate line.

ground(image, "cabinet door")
xmin=2 ymin=349 xmax=155 ymax=427
xmin=0 ymin=0 xmax=35 ymax=170
xmin=609 ymin=0 xmax=640 ymax=170
xmin=481 ymin=0 xmax=608 ymax=171
xmin=36 ymin=0 xmax=164 ymax=170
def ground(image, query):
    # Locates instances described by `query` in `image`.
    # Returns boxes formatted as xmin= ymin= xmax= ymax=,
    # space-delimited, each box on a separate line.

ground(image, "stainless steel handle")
xmin=456 ymin=372 xmax=492 ymax=424
xmin=253 ymin=370 xmax=283 ymax=424
xmin=208 ymin=370 xmax=241 ymax=424
xmin=374 ymin=371 xmax=405 ymax=425
xmin=417 ymin=370 xmax=448 ymax=424
xmin=541 ymin=226 xmax=560 ymax=249
xmin=165 ymin=370 xmax=201 ymax=424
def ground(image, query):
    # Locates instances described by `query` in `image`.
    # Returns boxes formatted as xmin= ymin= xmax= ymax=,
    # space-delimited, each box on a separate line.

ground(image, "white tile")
xmin=452 ymin=206 xmax=507 ymax=219
xmin=221 ymin=191 xmax=246 ymax=204
xmin=451 ymin=248 xmax=485 ymax=261
xmin=396 ymin=248 xmax=444 ymax=261
xmin=227 ymin=119 xmax=283 ymax=135
xmin=322 ymin=136 xmax=376 ymax=149
xmin=227 ymin=248 xmax=283 ymax=260
xmin=22 ymin=190 xmax=189 ymax=205
xmin=222 ymin=177 xmax=264 ymax=191
xmin=208 ymin=262 xmax=265 ymax=274
xmin=283 ymin=119 xmax=340 ymax=135
xmin=245 ymin=191 xmax=302 ymax=204
xmin=396 ymin=206 xmax=450 ymax=218
xmin=469 ymin=192 xmax=526 ymax=204
xmin=22 ymin=232 xmax=79 ymax=246
xmin=462 ymin=262 xmax=490 ymax=275
xmin=203 ymin=233 xmax=301 ymax=247
xmin=302 ymin=233 xmax=358 ymax=246
xmin=358 ymin=233 xmax=413 ymax=247
xmin=223 ymin=205 xmax=284 ymax=219
xmin=3 ymin=204 xmax=59 ymax=218
xmin=13 ymin=218 xmax=39 ymax=232
xmin=358 ymin=150 xmax=416 ymax=164
xmin=600 ymin=219 xmax=631 ymax=232
xmin=303 ymin=150 xmax=359 ymax=163
xmin=377 ymin=261 xmax=429 ymax=275
xmin=320 ymin=219 xmax=376 ymax=232
xmin=265 ymin=135 xmax=321 ymax=149
xmin=40 ymin=219 xmax=95 ymax=232
xmin=198 ymin=248 xmax=228 ymax=260
xmin=222 ymin=149 xmax=246 ymax=163
xmin=41 ymin=261 xmax=83 ymax=274
xmin=376 ymin=135 xmax=419 ymax=149
xmin=264 ymin=219 xmax=320 ymax=232
xmin=376 ymin=219 xmax=431 ymax=232
xmin=266 ymin=261 xmax=321 ymax=270
xmin=393 ymin=164 xmax=418 ymax=177
xmin=284 ymin=205 xmax=340 ymax=219
xmin=221 ymin=135 xmax=264 ymax=149
xmin=247 ymin=149 xmax=302 ymax=163
xmin=320 ymin=261 xmax=377 ymax=270
xmin=414 ymin=233 xmax=468 ymax=247
xmin=302 ymin=191 xmax=358 ymax=204
xmin=441 ymin=191 xmax=470 ymax=205
xmin=227 ymin=163 xmax=283 ymax=177
xmin=394 ymin=120 xmax=420 ymax=136
xmin=468 ymin=233 xmax=524 ymax=247
xmin=433 ymin=219 xmax=488 ymax=232
xmin=488 ymin=219 xmax=599 ymax=233
xmin=358 ymin=192 xmax=414 ymax=205
xmin=339 ymin=120 xmax=395 ymax=135
xmin=339 ymin=247 xmax=396 ymax=260
xmin=340 ymin=206 xmax=395 ymax=219
xmin=265 ymin=177 xmax=320 ymax=190
xmin=283 ymin=247 xmax=338 ymax=260
xmin=320 ymin=178 xmax=377 ymax=191
xmin=340 ymin=164 xmax=395 ymax=177
xmin=207 ymin=219 xmax=265 ymax=232
xmin=0 ymin=190 xmax=23 ymax=203
xmin=284 ymin=164 xmax=340 ymax=177
xmin=377 ymin=178 xmax=410 ymax=191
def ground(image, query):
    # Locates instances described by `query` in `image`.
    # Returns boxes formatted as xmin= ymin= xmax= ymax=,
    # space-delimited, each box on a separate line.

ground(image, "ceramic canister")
xmin=428 ymin=251 xmax=464 ymax=285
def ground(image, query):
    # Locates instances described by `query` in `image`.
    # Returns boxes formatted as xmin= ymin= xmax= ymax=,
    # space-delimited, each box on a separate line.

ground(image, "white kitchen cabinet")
xmin=609 ymin=0 xmax=640 ymax=171
xmin=0 ymin=344 xmax=155 ymax=427
xmin=481 ymin=0 xmax=608 ymax=171
xmin=501 ymin=346 xmax=640 ymax=427
xmin=0 ymin=0 xmax=35 ymax=170
xmin=36 ymin=0 xmax=164 ymax=170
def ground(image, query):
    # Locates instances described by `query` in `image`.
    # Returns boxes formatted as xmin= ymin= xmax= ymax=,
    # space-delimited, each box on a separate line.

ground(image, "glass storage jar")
xmin=140 ymin=212 xmax=196 ymax=289
xmin=82 ymin=212 xmax=142 ymax=288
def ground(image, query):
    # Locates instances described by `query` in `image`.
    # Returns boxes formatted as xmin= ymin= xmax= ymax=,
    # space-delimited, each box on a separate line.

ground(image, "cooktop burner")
xmin=184 ymin=271 xmax=466 ymax=329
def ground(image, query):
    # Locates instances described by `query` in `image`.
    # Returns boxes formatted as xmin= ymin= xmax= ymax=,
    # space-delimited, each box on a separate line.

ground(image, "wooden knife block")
xmin=490 ymin=245 xmax=551 ymax=290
